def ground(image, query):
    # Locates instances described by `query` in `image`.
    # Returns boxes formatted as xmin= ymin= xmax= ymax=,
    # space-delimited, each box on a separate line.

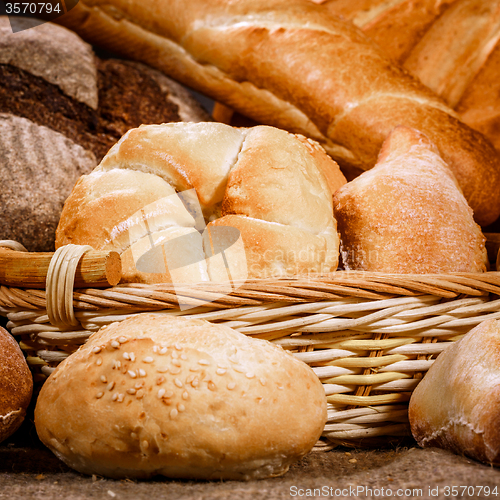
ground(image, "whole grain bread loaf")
xmin=0 ymin=16 xmax=210 ymax=251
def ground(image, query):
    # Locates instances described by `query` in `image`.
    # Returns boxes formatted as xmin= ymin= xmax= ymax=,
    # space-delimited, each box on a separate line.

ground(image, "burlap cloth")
xmin=1 ymin=422 xmax=499 ymax=500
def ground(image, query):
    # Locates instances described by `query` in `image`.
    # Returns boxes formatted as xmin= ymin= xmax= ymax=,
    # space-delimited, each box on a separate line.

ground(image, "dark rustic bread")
xmin=0 ymin=326 xmax=33 ymax=444
xmin=0 ymin=16 xmax=210 ymax=251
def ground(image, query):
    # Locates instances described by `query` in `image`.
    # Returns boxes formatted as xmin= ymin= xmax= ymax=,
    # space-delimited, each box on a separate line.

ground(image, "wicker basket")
xmin=2 ymin=241 xmax=500 ymax=448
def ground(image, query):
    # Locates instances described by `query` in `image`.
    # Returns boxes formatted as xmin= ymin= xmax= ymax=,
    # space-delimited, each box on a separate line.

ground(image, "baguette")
xmin=325 ymin=0 xmax=500 ymax=153
xmin=56 ymin=0 xmax=500 ymax=225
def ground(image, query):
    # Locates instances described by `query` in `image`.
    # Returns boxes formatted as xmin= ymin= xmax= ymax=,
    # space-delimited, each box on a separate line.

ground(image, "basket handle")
xmin=0 ymin=241 xmax=122 ymax=288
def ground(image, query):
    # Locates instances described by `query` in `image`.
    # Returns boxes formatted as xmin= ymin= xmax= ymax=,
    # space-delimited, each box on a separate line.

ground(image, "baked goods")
xmin=56 ymin=122 xmax=344 ymax=283
xmin=0 ymin=326 xmax=33 ymax=444
xmin=409 ymin=318 xmax=500 ymax=466
xmin=56 ymin=0 xmax=500 ymax=226
xmin=332 ymin=126 xmax=488 ymax=273
xmin=0 ymin=16 xmax=210 ymax=252
xmin=324 ymin=0 xmax=500 ymax=153
xmin=34 ymin=314 xmax=327 ymax=480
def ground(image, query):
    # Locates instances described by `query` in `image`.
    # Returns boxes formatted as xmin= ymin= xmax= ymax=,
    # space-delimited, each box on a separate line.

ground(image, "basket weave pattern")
xmin=2 ymin=271 xmax=500 ymax=446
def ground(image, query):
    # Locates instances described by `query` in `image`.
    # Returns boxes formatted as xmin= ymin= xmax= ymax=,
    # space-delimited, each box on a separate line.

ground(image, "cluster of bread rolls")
xmin=55 ymin=0 xmax=500 ymax=226
xmin=56 ymin=122 xmax=345 ymax=283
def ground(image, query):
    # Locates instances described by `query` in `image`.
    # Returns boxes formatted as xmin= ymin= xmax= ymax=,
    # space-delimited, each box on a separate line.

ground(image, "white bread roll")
xmin=409 ymin=318 xmax=500 ymax=466
xmin=34 ymin=314 xmax=327 ymax=480
xmin=56 ymin=122 xmax=345 ymax=283
xmin=333 ymin=126 xmax=488 ymax=273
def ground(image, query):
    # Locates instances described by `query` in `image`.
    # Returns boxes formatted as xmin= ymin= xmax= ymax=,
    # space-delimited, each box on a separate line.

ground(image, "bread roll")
xmin=55 ymin=0 xmax=500 ymax=225
xmin=34 ymin=314 xmax=327 ymax=480
xmin=0 ymin=16 xmax=210 ymax=252
xmin=0 ymin=326 xmax=33 ymax=444
xmin=56 ymin=122 xmax=344 ymax=283
xmin=409 ymin=318 xmax=500 ymax=466
xmin=333 ymin=126 xmax=488 ymax=273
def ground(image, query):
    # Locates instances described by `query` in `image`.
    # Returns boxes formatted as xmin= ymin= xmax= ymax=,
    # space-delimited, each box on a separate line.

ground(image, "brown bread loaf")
xmin=0 ymin=16 xmax=210 ymax=252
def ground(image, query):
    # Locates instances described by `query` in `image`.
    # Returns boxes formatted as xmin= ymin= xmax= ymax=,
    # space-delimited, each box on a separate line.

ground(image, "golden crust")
xmin=409 ymin=318 xmax=500 ymax=466
xmin=0 ymin=326 xmax=33 ymax=444
xmin=56 ymin=122 xmax=342 ymax=283
xmin=56 ymin=0 xmax=500 ymax=225
xmin=333 ymin=126 xmax=488 ymax=273
xmin=35 ymin=314 xmax=327 ymax=480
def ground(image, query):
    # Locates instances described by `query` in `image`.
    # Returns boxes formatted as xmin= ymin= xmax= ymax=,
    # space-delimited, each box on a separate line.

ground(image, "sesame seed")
xmin=171 ymin=351 xmax=178 ymax=359
xmin=127 ymin=370 xmax=137 ymax=378
xmin=96 ymin=392 xmax=104 ymax=399
xmin=138 ymin=369 xmax=147 ymax=377
xmin=259 ymin=378 xmax=267 ymax=386
xmin=135 ymin=382 xmax=144 ymax=389
xmin=207 ymin=381 xmax=216 ymax=391
xmin=123 ymin=352 xmax=130 ymax=360
xmin=171 ymin=359 xmax=181 ymax=367
xmin=143 ymin=357 xmax=154 ymax=364
xmin=180 ymin=354 xmax=187 ymax=361
xmin=227 ymin=382 xmax=236 ymax=390
xmin=182 ymin=391 xmax=189 ymax=400
xmin=153 ymin=346 xmax=158 ymax=353
xmin=118 ymin=336 xmax=128 ymax=344
xmin=229 ymin=355 xmax=238 ymax=364
xmin=100 ymin=375 xmax=107 ymax=383
xmin=107 ymin=382 xmax=115 ymax=391
xmin=174 ymin=378 xmax=183 ymax=388
xmin=142 ymin=440 xmax=149 ymax=450
xmin=159 ymin=347 xmax=168 ymax=355
xmin=112 ymin=393 xmax=118 ymax=401
xmin=191 ymin=378 xmax=199 ymax=388
xmin=178 ymin=403 xmax=185 ymax=412
xmin=92 ymin=347 xmax=102 ymax=354
xmin=127 ymin=388 xmax=136 ymax=395
xmin=136 ymin=390 xmax=145 ymax=399
xmin=169 ymin=367 xmax=181 ymax=375
xmin=158 ymin=389 xmax=165 ymax=398
xmin=170 ymin=409 xmax=178 ymax=419
xmin=156 ymin=376 xmax=165 ymax=385
xmin=233 ymin=365 xmax=245 ymax=373
xmin=96 ymin=358 xmax=102 ymax=366
xmin=131 ymin=432 xmax=137 ymax=439
xmin=165 ymin=390 xmax=174 ymax=398
xmin=189 ymin=366 xmax=200 ymax=372
xmin=117 ymin=394 xmax=124 ymax=402
xmin=129 ymin=353 xmax=136 ymax=362
xmin=186 ymin=374 xmax=195 ymax=384
xmin=198 ymin=359 xmax=210 ymax=366
xmin=111 ymin=340 xmax=120 ymax=349
xmin=157 ymin=367 xmax=169 ymax=373
xmin=277 ymin=385 xmax=284 ymax=390
xmin=216 ymin=368 xmax=227 ymax=375
xmin=174 ymin=343 xmax=182 ymax=351
xmin=245 ymin=372 xmax=255 ymax=379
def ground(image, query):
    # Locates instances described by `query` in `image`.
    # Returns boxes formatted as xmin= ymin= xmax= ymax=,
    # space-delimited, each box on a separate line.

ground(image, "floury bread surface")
xmin=333 ymin=126 xmax=488 ymax=273
xmin=34 ymin=315 xmax=327 ymax=480
xmin=56 ymin=122 xmax=345 ymax=283
xmin=409 ymin=318 xmax=500 ymax=466
xmin=56 ymin=0 xmax=500 ymax=225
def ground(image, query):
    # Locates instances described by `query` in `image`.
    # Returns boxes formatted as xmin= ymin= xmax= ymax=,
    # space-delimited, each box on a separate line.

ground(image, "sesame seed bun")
xmin=34 ymin=315 xmax=327 ymax=480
